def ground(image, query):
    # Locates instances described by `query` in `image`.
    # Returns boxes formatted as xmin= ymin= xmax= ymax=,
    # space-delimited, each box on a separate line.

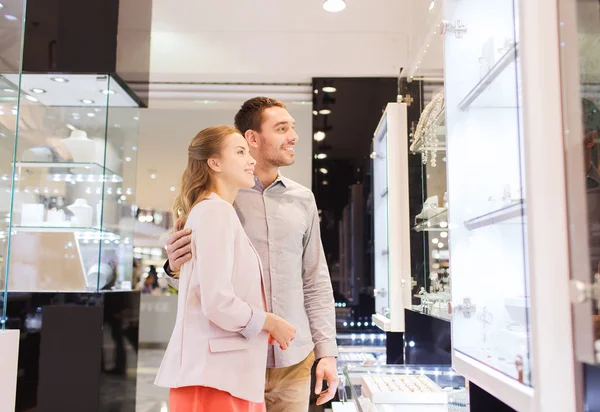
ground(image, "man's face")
xmin=253 ymin=107 xmax=298 ymax=167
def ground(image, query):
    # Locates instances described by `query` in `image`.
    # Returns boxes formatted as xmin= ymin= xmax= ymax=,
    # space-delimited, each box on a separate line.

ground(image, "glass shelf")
xmin=15 ymin=161 xmax=122 ymax=183
xmin=458 ymin=43 xmax=519 ymax=111
xmin=414 ymin=209 xmax=449 ymax=232
xmin=11 ymin=226 xmax=121 ymax=242
xmin=464 ymin=201 xmax=524 ymax=230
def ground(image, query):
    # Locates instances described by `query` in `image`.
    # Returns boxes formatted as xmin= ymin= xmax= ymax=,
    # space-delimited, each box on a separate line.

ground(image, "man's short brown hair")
xmin=234 ymin=97 xmax=286 ymax=135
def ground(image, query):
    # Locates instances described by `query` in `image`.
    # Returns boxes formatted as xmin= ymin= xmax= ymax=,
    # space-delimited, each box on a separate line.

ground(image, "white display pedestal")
xmin=0 ymin=329 xmax=19 ymax=412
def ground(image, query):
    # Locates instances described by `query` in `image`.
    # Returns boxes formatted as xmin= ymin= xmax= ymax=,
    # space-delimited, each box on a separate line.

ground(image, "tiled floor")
xmin=135 ymin=349 xmax=170 ymax=412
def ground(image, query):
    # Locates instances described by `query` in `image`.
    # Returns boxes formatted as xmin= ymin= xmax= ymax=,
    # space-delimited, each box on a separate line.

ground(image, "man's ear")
xmin=245 ymin=130 xmax=259 ymax=149
xmin=586 ymin=130 xmax=598 ymax=149
xmin=207 ymin=158 xmax=221 ymax=172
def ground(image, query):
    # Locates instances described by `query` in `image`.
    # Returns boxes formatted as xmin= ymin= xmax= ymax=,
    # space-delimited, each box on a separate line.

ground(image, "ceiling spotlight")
xmin=319 ymin=168 xmax=328 ymax=174
xmin=81 ymin=99 xmax=94 ymax=104
xmin=322 ymin=86 xmax=336 ymax=93
xmin=323 ymin=0 xmax=346 ymax=12
xmin=25 ymin=95 xmax=38 ymax=102
xmin=314 ymin=131 xmax=326 ymax=142
xmin=313 ymin=110 xmax=318 ymax=116
xmin=319 ymin=109 xmax=331 ymax=115
xmin=432 ymin=238 xmax=439 ymax=244
xmin=51 ymin=77 xmax=69 ymax=83
xmin=150 ymin=173 xmax=157 ymax=179
xmin=4 ymin=14 xmax=17 ymax=21
xmin=315 ymin=153 xmax=327 ymax=160
xmin=437 ymin=242 xmax=444 ymax=248
xmin=170 ymin=186 xmax=176 ymax=192
xmin=31 ymin=88 xmax=46 ymax=94
xmin=101 ymin=89 xmax=115 ymax=95
xmin=87 ymin=112 xmax=95 ymax=117
xmin=441 ymin=232 xmax=448 ymax=238
xmin=125 ymin=157 xmax=132 ymax=162
xmin=314 ymin=89 xmax=319 ymax=94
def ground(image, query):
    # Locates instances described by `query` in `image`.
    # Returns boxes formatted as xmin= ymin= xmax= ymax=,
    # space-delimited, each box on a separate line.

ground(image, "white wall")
xmin=135 ymin=104 xmax=312 ymax=211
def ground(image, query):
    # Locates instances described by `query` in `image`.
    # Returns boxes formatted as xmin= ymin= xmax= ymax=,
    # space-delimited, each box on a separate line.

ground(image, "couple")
xmin=154 ymin=97 xmax=339 ymax=412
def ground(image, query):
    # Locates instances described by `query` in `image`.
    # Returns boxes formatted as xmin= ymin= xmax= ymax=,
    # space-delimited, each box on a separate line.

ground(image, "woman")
xmin=155 ymin=126 xmax=296 ymax=411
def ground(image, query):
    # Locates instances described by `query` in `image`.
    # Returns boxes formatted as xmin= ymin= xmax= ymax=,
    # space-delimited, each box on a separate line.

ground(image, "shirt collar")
xmin=252 ymin=171 xmax=287 ymax=192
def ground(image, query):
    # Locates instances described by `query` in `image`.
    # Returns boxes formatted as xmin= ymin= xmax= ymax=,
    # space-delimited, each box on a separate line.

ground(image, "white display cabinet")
xmin=443 ymin=0 xmax=579 ymax=410
xmin=372 ymin=103 xmax=412 ymax=332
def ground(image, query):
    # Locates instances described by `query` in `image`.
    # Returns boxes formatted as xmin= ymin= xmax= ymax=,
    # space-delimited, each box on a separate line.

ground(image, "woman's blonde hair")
xmin=172 ymin=125 xmax=240 ymax=227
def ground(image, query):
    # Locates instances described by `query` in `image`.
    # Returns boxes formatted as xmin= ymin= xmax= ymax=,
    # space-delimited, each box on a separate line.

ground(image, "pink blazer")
xmin=155 ymin=193 xmax=268 ymax=403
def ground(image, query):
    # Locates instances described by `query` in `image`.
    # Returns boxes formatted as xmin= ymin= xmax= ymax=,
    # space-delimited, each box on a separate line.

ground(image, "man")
xmin=164 ymin=97 xmax=339 ymax=411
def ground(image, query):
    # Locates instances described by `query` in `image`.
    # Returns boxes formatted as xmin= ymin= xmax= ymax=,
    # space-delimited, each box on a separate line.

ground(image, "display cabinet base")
xmin=405 ymin=309 xmax=452 ymax=365
xmin=470 ymin=382 xmax=515 ymax=412
xmin=3 ymin=291 xmax=140 ymax=412
xmin=386 ymin=331 xmax=405 ymax=364
xmin=0 ymin=329 xmax=20 ymax=412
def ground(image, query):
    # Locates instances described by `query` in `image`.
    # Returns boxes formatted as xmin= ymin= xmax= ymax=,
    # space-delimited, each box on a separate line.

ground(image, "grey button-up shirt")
xmin=166 ymin=174 xmax=338 ymax=368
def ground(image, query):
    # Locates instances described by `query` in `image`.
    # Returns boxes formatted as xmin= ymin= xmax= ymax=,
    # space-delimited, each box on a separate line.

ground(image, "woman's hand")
xmin=264 ymin=314 xmax=296 ymax=350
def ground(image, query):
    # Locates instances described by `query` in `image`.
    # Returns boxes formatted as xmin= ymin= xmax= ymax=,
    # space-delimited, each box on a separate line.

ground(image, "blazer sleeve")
xmin=192 ymin=201 xmax=266 ymax=339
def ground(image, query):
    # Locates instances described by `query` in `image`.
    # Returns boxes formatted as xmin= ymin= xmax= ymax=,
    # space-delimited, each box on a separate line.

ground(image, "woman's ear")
xmin=207 ymin=158 xmax=221 ymax=172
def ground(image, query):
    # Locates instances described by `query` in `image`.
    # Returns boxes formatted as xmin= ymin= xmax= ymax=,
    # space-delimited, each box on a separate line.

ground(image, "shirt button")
xmin=267 ymin=217 xmax=271 ymax=221
xmin=273 ymin=297 xmax=277 ymax=303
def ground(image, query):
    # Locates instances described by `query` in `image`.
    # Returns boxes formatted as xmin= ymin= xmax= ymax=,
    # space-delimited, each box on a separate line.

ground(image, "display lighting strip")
xmin=49 ymin=173 xmax=123 ymax=183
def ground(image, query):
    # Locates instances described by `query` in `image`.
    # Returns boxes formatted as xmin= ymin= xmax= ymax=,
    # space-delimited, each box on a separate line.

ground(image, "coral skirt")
xmin=169 ymin=386 xmax=266 ymax=412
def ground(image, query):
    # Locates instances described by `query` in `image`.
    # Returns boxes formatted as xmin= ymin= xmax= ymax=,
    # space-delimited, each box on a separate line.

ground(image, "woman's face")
xmin=213 ymin=133 xmax=256 ymax=189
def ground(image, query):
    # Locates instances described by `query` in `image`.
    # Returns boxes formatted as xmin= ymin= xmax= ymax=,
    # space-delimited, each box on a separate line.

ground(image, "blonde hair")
xmin=172 ymin=125 xmax=240 ymax=227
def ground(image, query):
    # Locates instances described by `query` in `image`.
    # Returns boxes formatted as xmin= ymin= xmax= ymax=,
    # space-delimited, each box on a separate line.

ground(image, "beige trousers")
xmin=264 ymin=352 xmax=315 ymax=412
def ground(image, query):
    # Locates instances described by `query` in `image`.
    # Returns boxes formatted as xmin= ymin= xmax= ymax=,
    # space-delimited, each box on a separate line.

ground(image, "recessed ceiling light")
xmin=25 ymin=95 xmax=38 ymax=102
xmin=133 ymin=116 xmax=139 ymax=121
xmin=319 ymin=109 xmax=331 ymax=115
xmin=81 ymin=99 xmax=94 ymax=104
xmin=170 ymin=186 xmax=176 ymax=192
xmin=314 ymin=131 xmax=326 ymax=142
xmin=125 ymin=157 xmax=132 ymax=162
xmin=31 ymin=88 xmax=46 ymax=94
xmin=315 ymin=153 xmax=327 ymax=160
xmin=437 ymin=242 xmax=444 ymax=248
xmin=319 ymin=168 xmax=328 ymax=174
xmin=87 ymin=113 xmax=95 ymax=117
xmin=101 ymin=89 xmax=115 ymax=95
xmin=322 ymin=87 xmax=336 ymax=93
xmin=4 ymin=14 xmax=17 ymax=21
xmin=440 ymin=232 xmax=448 ymax=238
xmin=51 ymin=77 xmax=68 ymax=83
xmin=432 ymin=238 xmax=439 ymax=244
xmin=323 ymin=0 xmax=346 ymax=12
xmin=314 ymin=89 xmax=318 ymax=94
xmin=313 ymin=111 xmax=318 ymax=116
xmin=150 ymin=174 xmax=157 ymax=179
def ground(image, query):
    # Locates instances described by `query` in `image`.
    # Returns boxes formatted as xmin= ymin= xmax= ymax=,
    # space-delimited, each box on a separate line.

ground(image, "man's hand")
xmin=314 ymin=356 xmax=338 ymax=405
xmin=165 ymin=218 xmax=193 ymax=273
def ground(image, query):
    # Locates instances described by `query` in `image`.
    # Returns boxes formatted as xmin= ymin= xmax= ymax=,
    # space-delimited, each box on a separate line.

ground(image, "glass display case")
xmin=408 ymin=82 xmax=450 ymax=320
xmin=559 ymin=0 xmax=600 ymax=366
xmin=1 ymin=2 xmax=27 ymax=410
xmin=0 ymin=73 xmax=140 ymax=293
xmin=337 ymin=364 xmax=468 ymax=412
xmin=443 ymin=0 xmax=533 ymax=405
xmin=372 ymin=102 xmax=412 ymax=332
